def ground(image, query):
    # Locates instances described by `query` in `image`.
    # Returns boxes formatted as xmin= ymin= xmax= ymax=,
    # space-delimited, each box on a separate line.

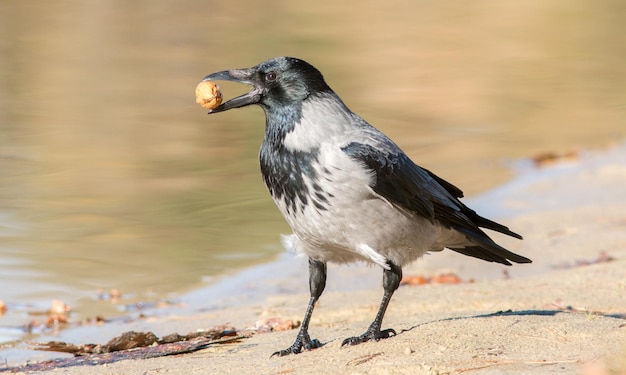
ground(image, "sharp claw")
xmin=341 ymin=327 xmax=397 ymax=347
xmin=271 ymin=348 xmax=294 ymax=357
xmin=271 ymin=336 xmax=323 ymax=357
xmin=380 ymin=328 xmax=397 ymax=338
xmin=303 ymin=338 xmax=322 ymax=351
xmin=341 ymin=337 xmax=359 ymax=347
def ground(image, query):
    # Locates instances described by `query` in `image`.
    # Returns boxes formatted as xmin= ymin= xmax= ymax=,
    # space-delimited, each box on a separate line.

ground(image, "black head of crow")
xmin=202 ymin=56 xmax=531 ymax=356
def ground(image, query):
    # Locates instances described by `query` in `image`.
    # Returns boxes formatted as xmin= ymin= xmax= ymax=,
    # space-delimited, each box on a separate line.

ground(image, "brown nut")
xmin=195 ymin=81 xmax=223 ymax=109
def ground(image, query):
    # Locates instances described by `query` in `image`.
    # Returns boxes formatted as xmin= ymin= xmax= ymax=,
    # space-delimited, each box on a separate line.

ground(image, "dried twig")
xmin=0 ymin=326 xmax=248 ymax=373
xmin=346 ymin=352 xmax=383 ymax=366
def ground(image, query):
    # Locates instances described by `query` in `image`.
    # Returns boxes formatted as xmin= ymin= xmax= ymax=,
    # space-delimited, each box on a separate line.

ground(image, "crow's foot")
xmin=271 ymin=332 xmax=322 ymax=357
xmin=341 ymin=327 xmax=396 ymax=347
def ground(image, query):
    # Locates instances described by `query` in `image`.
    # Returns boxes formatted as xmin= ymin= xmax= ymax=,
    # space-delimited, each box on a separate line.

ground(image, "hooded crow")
xmin=201 ymin=56 xmax=531 ymax=356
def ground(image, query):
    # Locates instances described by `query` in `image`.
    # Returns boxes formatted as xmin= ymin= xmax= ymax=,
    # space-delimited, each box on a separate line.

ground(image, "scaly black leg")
xmin=271 ymin=258 xmax=327 ymax=356
xmin=341 ymin=261 xmax=402 ymax=346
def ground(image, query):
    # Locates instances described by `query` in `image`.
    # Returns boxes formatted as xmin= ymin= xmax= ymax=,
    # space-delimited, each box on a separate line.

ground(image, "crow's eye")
xmin=265 ymin=72 xmax=277 ymax=82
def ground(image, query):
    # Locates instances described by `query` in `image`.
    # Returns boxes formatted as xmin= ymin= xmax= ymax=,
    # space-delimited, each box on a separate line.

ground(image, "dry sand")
xmin=7 ymin=144 xmax=626 ymax=374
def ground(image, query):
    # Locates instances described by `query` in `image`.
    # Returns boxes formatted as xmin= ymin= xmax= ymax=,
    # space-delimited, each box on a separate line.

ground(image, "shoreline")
xmin=3 ymin=142 xmax=626 ymax=374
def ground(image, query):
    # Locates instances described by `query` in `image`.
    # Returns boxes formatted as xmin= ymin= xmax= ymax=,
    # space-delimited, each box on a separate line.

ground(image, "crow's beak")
xmin=201 ymin=67 xmax=263 ymax=114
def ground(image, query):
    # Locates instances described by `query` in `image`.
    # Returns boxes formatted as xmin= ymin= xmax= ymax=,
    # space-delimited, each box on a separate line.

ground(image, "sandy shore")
xmin=7 ymin=144 xmax=626 ymax=374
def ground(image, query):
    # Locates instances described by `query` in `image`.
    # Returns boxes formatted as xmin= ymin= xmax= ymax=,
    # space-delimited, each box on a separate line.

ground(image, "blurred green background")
xmin=0 ymin=0 xmax=625 ymax=338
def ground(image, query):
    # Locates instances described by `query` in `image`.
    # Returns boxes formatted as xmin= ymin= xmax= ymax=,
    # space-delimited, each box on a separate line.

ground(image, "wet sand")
xmin=6 ymin=143 xmax=626 ymax=374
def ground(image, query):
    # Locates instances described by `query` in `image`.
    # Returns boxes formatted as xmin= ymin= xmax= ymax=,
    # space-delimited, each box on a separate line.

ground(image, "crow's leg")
xmin=271 ymin=258 xmax=327 ymax=357
xmin=341 ymin=261 xmax=402 ymax=346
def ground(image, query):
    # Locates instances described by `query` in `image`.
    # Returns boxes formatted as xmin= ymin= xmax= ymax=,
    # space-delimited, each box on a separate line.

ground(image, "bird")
xmin=201 ymin=56 xmax=531 ymax=357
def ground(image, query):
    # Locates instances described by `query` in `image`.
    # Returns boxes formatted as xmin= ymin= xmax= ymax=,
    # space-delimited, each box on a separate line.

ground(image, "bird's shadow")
xmin=396 ymin=308 xmax=626 ymax=336
xmin=327 ymin=308 xmax=626 ymax=347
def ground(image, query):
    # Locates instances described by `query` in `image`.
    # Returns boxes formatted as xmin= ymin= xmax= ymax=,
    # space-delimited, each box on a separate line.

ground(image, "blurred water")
xmin=0 ymin=0 xmax=625 ymax=344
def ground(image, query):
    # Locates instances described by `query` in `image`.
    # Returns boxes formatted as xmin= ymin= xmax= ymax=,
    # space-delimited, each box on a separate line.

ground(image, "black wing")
xmin=342 ymin=141 xmax=530 ymax=265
